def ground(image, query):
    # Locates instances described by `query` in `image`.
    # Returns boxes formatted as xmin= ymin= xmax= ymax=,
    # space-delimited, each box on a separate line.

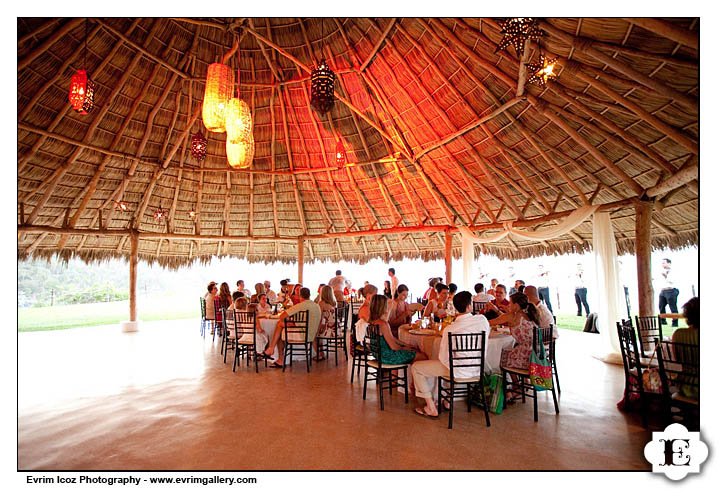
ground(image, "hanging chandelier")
xmin=226 ymin=134 xmax=255 ymax=169
xmin=191 ymin=129 xmax=207 ymax=162
xmin=68 ymin=19 xmax=95 ymax=114
xmin=494 ymin=18 xmax=544 ymax=58
xmin=202 ymin=63 xmax=234 ymax=132
xmin=527 ymin=53 xmax=558 ymax=87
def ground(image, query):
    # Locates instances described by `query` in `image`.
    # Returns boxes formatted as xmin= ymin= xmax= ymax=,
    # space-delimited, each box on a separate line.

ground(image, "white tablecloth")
xmin=398 ymin=327 xmax=515 ymax=374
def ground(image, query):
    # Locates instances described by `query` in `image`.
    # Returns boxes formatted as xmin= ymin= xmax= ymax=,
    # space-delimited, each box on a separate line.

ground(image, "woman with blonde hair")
xmin=314 ymin=286 xmax=337 ymax=361
xmin=368 ymin=295 xmax=427 ymax=365
xmin=250 ymin=283 xmax=266 ymax=303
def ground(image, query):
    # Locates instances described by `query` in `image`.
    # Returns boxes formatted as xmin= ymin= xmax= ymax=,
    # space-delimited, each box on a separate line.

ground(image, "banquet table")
xmin=658 ymin=313 xmax=684 ymax=320
xmin=397 ymin=325 xmax=515 ymax=374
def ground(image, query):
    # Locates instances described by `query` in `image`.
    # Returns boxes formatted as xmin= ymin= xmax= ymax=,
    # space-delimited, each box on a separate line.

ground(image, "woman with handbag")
xmin=499 ymin=292 xmax=541 ymax=402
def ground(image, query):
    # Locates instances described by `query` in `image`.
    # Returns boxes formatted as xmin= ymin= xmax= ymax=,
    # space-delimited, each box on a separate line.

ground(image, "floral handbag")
xmin=529 ymin=329 xmax=553 ymax=391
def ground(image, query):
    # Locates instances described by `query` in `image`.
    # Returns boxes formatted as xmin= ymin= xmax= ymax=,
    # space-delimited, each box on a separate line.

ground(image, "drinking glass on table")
xmin=421 ymin=317 xmax=429 ymax=329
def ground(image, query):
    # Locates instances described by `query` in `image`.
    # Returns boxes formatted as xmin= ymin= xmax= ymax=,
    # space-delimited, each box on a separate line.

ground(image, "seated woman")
xmin=383 ymin=281 xmax=392 ymax=298
xmin=289 ymin=284 xmax=303 ymax=306
xmin=389 ymin=285 xmax=423 ymax=333
xmin=368 ymin=294 xmax=427 ymax=365
xmin=254 ymin=293 xmax=272 ymax=318
xmin=422 ymin=283 xmax=450 ymax=325
xmin=499 ymin=292 xmax=541 ymax=402
xmin=422 ymin=278 xmax=440 ymax=304
xmin=227 ymin=297 xmax=269 ymax=356
xmin=313 ymin=286 xmax=337 ymax=361
xmin=354 ymin=284 xmax=377 ymax=344
xmin=214 ymin=282 xmax=232 ymax=332
xmin=671 ymin=297 xmax=699 ymax=399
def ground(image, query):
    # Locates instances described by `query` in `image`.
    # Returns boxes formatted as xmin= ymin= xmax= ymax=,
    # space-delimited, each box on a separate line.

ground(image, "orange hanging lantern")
xmin=225 ymin=98 xmax=253 ymax=144
xmin=202 ymin=63 xmax=234 ymax=132
xmin=335 ymin=140 xmax=346 ymax=167
xmin=68 ymin=69 xmax=95 ymax=114
xmin=226 ymin=134 xmax=255 ymax=169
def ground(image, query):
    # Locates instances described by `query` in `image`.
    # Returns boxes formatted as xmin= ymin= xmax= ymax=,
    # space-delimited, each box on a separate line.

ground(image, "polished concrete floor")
xmin=18 ymin=319 xmax=653 ymax=470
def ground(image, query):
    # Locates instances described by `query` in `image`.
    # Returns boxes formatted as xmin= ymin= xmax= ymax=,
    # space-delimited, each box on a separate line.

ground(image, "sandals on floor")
xmin=269 ymin=362 xmax=283 ymax=369
xmin=414 ymin=407 xmax=439 ymax=419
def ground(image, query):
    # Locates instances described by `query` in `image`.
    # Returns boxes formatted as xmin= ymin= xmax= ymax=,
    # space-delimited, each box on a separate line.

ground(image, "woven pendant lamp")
xmin=226 ymin=134 xmax=255 ymax=169
xmin=202 ymin=63 xmax=234 ymax=132
xmin=225 ymin=98 xmax=253 ymax=144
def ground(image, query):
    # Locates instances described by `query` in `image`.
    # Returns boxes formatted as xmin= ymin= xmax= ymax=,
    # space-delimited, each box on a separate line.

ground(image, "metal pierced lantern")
xmin=202 ymin=63 xmax=234 ymax=132
xmin=188 ymin=209 xmax=196 ymax=219
xmin=191 ymin=130 xmax=207 ymax=162
xmin=226 ymin=134 xmax=255 ymax=169
xmin=225 ymin=98 xmax=253 ymax=144
xmin=310 ymin=59 xmax=335 ymax=115
xmin=154 ymin=207 xmax=167 ymax=221
xmin=494 ymin=18 xmax=544 ymax=58
xmin=69 ymin=69 xmax=95 ymax=114
xmin=527 ymin=54 xmax=558 ymax=87
xmin=335 ymin=140 xmax=346 ymax=167
xmin=115 ymin=201 xmax=128 ymax=212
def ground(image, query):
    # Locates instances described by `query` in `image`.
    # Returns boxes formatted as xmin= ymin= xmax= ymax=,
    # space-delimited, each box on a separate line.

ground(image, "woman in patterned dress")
xmin=313 ymin=286 xmax=337 ymax=361
xmin=500 ymin=292 xmax=541 ymax=402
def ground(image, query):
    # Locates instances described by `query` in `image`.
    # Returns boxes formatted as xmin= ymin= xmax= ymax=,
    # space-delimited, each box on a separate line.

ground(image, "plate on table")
xmin=409 ymin=328 xmax=438 ymax=336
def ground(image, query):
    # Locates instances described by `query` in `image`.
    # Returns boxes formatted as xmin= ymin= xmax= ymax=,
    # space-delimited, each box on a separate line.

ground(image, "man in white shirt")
xmin=262 ymin=287 xmax=321 ymax=367
xmin=657 ymin=258 xmax=679 ymax=327
xmin=388 ymin=268 xmax=399 ymax=298
xmin=574 ymin=263 xmax=590 ymax=317
xmin=524 ymin=286 xmax=557 ymax=338
xmin=328 ymin=270 xmax=349 ymax=302
xmin=236 ymin=280 xmax=251 ymax=298
xmin=412 ymin=291 xmax=490 ymax=418
xmin=536 ymin=264 xmax=553 ymax=314
xmin=264 ymin=280 xmax=277 ymax=304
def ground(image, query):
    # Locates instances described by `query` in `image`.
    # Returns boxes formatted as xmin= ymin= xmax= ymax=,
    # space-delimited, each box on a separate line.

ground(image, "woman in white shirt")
xmin=255 ymin=294 xmax=272 ymax=318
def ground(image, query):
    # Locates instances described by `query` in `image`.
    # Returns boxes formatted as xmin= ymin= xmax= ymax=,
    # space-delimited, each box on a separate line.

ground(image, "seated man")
xmin=263 ymin=287 xmax=321 ymax=367
xmin=412 ymin=291 xmax=490 ymax=417
xmin=524 ymin=285 xmax=555 ymax=332
xmin=483 ymin=284 xmax=509 ymax=321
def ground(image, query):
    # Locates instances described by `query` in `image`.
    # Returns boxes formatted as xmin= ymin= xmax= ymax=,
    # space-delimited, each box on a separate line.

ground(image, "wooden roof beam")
xmin=18 ymin=18 xmax=84 ymax=71
xmin=622 ymin=18 xmax=698 ymax=51
xmin=539 ymin=20 xmax=697 ymax=112
xmin=360 ymin=18 xmax=397 ymax=72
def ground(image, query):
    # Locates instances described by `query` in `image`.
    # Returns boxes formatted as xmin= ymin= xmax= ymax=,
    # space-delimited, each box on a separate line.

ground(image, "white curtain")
xmin=458 ymin=205 xmax=599 ymax=244
xmin=592 ymin=212 xmax=623 ymax=364
xmin=461 ymin=235 xmax=475 ymax=292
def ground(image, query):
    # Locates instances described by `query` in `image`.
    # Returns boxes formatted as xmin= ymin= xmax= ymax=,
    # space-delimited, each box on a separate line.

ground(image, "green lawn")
xmin=18 ymin=294 xmax=198 ymax=332
xmin=556 ymin=313 xmax=685 ymax=336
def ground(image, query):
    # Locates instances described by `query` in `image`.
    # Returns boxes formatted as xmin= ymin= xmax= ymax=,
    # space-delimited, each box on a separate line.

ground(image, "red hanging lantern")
xmin=335 ymin=140 xmax=346 ymax=167
xmin=69 ymin=69 xmax=95 ymax=114
xmin=202 ymin=63 xmax=234 ymax=132
xmin=191 ymin=130 xmax=207 ymax=162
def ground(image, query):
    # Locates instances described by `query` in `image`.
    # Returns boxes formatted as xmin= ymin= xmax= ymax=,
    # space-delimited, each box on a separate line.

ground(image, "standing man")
xmin=236 ymin=280 xmax=251 ymax=298
xmin=508 ymin=266 xmax=517 ymax=294
xmin=388 ymin=268 xmax=399 ymax=298
xmin=658 ymin=258 xmax=679 ymax=327
xmin=574 ymin=263 xmax=590 ymax=317
xmin=328 ymin=270 xmax=350 ymax=302
xmin=536 ymin=264 xmax=553 ymax=314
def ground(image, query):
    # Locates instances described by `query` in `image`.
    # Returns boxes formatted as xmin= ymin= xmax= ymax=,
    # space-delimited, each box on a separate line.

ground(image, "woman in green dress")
xmin=369 ymin=295 xmax=427 ymax=365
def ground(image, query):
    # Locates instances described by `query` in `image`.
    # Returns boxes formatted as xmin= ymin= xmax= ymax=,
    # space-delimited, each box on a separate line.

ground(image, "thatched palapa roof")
xmin=17 ymin=18 xmax=699 ymax=268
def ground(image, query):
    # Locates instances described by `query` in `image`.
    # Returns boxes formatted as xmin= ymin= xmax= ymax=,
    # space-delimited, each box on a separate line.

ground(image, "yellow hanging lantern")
xmin=226 ymin=134 xmax=255 ymax=169
xmin=202 ymin=63 xmax=234 ymax=132
xmin=225 ymin=98 xmax=253 ymax=144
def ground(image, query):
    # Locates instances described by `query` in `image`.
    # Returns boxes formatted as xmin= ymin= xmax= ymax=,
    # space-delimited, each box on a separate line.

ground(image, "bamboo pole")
xmin=635 ymin=199 xmax=655 ymax=317
xmin=129 ymin=231 xmax=139 ymax=322
xmin=360 ymin=18 xmax=397 ymax=72
xmin=18 ymin=18 xmax=84 ymax=71
xmin=445 ymin=231 xmax=452 ymax=284
xmin=297 ymin=237 xmax=304 ymax=284
xmin=622 ymin=18 xmax=698 ymax=51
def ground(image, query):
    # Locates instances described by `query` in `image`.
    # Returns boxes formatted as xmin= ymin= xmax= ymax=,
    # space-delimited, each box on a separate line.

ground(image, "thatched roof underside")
xmin=18 ymin=18 xmax=699 ymax=267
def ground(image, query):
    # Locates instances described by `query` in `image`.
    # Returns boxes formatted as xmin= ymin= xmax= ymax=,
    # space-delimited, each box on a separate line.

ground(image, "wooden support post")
xmin=445 ymin=230 xmax=452 ymax=285
xmin=297 ymin=237 xmax=304 ymax=285
xmin=635 ymin=199 xmax=654 ymax=317
xmin=129 ymin=231 xmax=139 ymax=322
